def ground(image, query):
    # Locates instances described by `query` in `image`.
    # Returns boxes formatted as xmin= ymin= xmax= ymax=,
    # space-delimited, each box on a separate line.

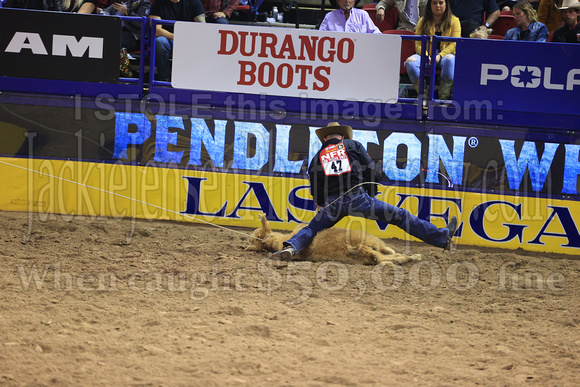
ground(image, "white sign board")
xmin=172 ymin=23 xmax=401 ymax=103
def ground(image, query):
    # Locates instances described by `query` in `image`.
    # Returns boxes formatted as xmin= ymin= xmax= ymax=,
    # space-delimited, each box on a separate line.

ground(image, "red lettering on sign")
xmin=258 ymin=33 xmax=283 ymax=59
xmin=239 ymin=31 xmax=259 ymax=56
xmin=318 ymin=37 xmax=335 ymax=62
xmin=337 ymin=38 xmax=354 ymax=63
xmin=277 ymin=63 xmax=293 ymax=88
xmin=219 ymin=30 xmax=355 ymax=64
xmin=257 ymin=62 xmax=275 ymax=86
xmin=238 ymin=60 xmax=256 ymax=85
xmin=297 ymin=36 xmax=318 ymax=61
xmin=279 ymin=35 xmax=297 ymax=60
xmin=313 ymin=66 xmax=330 ymax=91
xmin=217 ymin=30 xmax=237 ymax=55
xmin=295 ymin=65 xmax=313 ymax=89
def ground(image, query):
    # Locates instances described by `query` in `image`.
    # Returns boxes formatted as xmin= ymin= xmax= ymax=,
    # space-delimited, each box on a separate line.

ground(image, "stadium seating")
xmin=382 ymin=29 xmax=415 ymax=76
xmin=363 ymin=3 xmax=399 ymax=32
xmin=491 ymin=12 xmax=516 ymax=37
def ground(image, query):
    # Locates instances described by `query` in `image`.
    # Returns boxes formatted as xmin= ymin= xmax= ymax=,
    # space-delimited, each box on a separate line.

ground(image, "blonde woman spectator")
xmin=62 ymin=0 xmax=82 ymax=11
xmin=504 ymin=0 xmax=549 ymax=41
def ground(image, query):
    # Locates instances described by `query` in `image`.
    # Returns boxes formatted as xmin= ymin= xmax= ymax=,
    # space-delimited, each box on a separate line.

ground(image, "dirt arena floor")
xmin=1 ymin=210 xmax=579 ymax=386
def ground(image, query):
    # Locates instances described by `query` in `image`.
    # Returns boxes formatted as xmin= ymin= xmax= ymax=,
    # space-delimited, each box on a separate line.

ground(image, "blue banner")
xmin=454 ymin=39 xmax=580 ymax=116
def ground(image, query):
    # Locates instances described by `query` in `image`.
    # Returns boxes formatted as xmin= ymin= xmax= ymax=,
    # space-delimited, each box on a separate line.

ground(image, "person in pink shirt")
xmin=319 ymin=0 xmax=381 ymax=33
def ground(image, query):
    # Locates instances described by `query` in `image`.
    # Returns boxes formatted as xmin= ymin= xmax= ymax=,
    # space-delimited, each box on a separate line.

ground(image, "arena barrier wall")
xmin=1 ymin=10 xmax=579 ymax=255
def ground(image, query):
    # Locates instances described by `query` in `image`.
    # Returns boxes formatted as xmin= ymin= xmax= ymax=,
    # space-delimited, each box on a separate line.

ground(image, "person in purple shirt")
xmin=319 ymin=0 xmax=381 ymax=33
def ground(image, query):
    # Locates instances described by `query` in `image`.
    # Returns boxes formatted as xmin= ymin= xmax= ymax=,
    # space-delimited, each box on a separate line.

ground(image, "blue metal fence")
xmin=0 ymin=9 xmax=578 ymax=131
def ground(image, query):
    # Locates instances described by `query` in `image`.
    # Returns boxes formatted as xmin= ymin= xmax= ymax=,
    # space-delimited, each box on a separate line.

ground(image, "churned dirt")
xmin=0 ymin=210 xmax=579 ymax=386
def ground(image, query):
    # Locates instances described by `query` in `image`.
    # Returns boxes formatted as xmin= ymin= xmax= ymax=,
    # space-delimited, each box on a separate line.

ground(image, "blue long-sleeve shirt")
xmin=504 ymin=21 xmax=549 ymax=42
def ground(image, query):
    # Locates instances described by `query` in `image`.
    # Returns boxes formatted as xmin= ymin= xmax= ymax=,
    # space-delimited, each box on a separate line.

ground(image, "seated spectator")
xmin=5 ymin=0 xmax=81 ymax=11
xmin=61 ymin=0 xmax=82 ymax=11
xmin=201 ymin=0 xmax=239 ymax=24
xmin=538 ymin=0 xmax=564 ymax=34
xmin=4 ymin=0 xmax=78 ymax=11
xmin=450 ymin=0 xmax=499 ymax=37
xmin=78 ymin=0 xmax=114 ymax=13
xmin=375 ymin=0 xmax=428 ymax=31
xmin=552 ymin=0 xmax=580 ymax=42
xmin=504 ymin=0 xmax=549 ymax=41
xmin=103 ymin=0 xmax=152 ymax=77
xmin=404 ymin=0 xmax=460 ymax=100
xmin=501 ymin=0 xmax=540 ymax=10
xmin=5 ymin=0 xmax=59 ymax=10
xmin=149 ymin=0 xmax=206 ymax=82
xmin=319 ymin=0 xmax=381 ymax=33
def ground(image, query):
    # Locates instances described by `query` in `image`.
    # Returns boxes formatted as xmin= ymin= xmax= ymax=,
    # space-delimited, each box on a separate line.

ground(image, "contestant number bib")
xmin=320 ymin=143 xmax=352 ymax=176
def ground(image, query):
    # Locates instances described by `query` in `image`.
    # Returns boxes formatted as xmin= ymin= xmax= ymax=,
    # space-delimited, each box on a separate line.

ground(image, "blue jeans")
xmin=285 ymin=190 xmax=451 ymax=253
xmin=207 ymin=16 xmax=229 ymax=24
xmin=405 ymin=54 xmax=455 ymax=84
xmin=155 ymin=36 xmax=173 ymax=81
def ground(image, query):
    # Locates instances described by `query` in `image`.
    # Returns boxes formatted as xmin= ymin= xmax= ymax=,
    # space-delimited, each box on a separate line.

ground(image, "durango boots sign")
xmin=171 ymin=23 xmax=402 ymax=103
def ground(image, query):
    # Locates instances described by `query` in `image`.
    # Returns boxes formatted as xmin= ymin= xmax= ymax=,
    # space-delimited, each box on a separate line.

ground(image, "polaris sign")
xmin=480 ymin=64 xmax=580 ymax=90
xmin=454 ymin=39 xmax=580 ymax=117
xmin=0 ymin=9 xmax=121 ymax=83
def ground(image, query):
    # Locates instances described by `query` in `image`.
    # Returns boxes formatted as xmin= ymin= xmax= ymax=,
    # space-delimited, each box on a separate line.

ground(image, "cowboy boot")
xmin=414 ymin=81 xmax=429 ymax=108
xmin=439 ymin=79 xmax=453 ymax=100
xmin=413 ymin=81 xmax=429 ymax=97
xmin=119 ymin=48 xmax=133 ymax=78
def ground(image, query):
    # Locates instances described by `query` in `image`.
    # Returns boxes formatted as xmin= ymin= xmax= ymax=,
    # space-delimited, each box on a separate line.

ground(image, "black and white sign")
xmin=0 ymin=9 xmax=121 ymax=83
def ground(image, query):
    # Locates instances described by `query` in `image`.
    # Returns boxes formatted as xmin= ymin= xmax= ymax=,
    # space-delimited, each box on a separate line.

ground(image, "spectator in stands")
xmin=5 ymin=0 xmax=47 ymax=9
xmin=103 ymin=0 xmax=151 ymax=77
xmin=504 ymin=0 xmax=549 ymax=40
xmin=500 ymin=0 xmax=540 ymax=10
xmin=104 ymin=0 xmax=151 ymax=52
xmin=5 ymin=0 xmax=62 ymax=11
xmin=78 ymin=0 xmax=114 ymax=13
xmin=5 ymin=0 xmax=81 ymax=11
xmin=375 ymin=0 xmax=428 ymax=31
xmin=201 ymin=0 xmax=239 ymax=24
xmin=404 ymin=0 xmax=460 ymax=99
xmin=449 ymin=0 xmax=500 ymax=37
xmin=61 ymin=0 xmax=81 ymax=11
xmin=149 ymin=0 xmax=206 ymax=81
xmin=5 ymin=0 xmax=57 ymax=10
xmin=538 ymin=0 xmax=563 ymax=34
xmin=552 ymin=0 xmax=580 ymax=42
xmin=319 ymin=0 xmax=381 ymax=33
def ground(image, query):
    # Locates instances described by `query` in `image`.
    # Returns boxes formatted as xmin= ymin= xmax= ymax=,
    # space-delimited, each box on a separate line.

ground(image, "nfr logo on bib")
xmin=320 ymin=142 xmax=352 ymax=176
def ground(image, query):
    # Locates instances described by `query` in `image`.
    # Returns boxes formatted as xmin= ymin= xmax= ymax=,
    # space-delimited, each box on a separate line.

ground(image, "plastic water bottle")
xmin=272 ymin=6 xmax=278 ymax=22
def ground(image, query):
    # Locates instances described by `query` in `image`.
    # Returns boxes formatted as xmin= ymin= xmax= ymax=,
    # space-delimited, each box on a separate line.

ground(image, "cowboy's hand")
xmin=213 ymin=11 xmax=226 ymax=19
xmin=436 ymin=54 xmax=442 ymax=65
